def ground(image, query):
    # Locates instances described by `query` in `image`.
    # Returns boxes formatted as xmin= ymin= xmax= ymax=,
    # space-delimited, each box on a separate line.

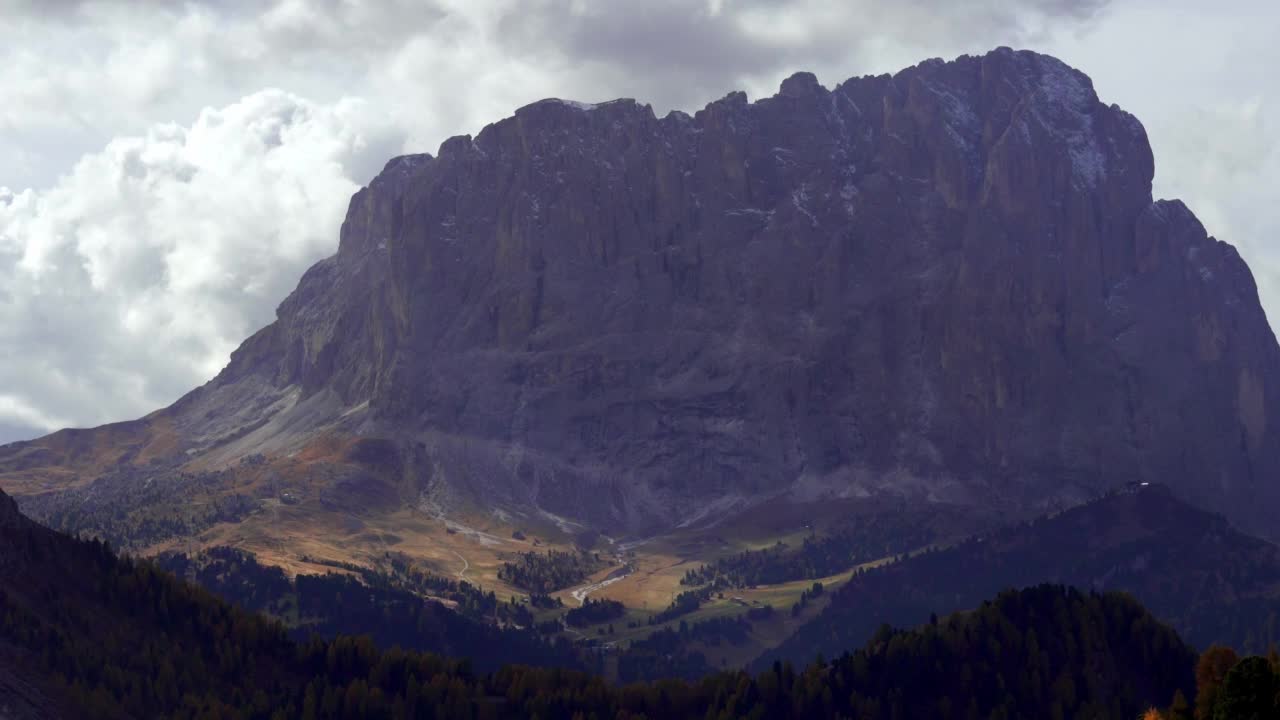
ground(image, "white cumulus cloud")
xmin=0 ymin=90 xmax=403 ymax=438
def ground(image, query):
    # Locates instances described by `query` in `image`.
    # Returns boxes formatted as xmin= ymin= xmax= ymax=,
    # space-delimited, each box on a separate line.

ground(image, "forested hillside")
xmin=766 ymin=484 xmax=1280 ymax=668
xmin=154 ymin=547 xmax=582 ymax=673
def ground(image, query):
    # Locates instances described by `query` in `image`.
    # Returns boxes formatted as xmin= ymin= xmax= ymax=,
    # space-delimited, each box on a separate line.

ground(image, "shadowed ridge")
xmin=764 ymin=483 xmax=1280 ymax=669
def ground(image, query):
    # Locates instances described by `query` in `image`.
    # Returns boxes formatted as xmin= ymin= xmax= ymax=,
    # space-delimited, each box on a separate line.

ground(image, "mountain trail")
xmin=450 ymin=549 xmax=470 ymax=582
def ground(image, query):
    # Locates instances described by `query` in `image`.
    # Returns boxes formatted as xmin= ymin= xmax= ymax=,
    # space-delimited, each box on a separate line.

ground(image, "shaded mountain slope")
xmin=764 ymin=484 xmax=1280 ymax=669
xmin=4 ymin=46 xmax=1278 ymax=544
xmin=811 ymin=584 xmax=1195 ymax=719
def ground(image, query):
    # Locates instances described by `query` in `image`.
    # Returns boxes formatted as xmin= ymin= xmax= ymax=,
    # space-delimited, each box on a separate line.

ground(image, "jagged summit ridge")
xmin=3 ymin=48 xmax=1277 ymax=542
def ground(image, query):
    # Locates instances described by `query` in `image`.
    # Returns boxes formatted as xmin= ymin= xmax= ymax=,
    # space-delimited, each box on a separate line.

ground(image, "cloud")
xmin=1156 ymin=97 xmax=1280 ymax=323
xmin=0 ymin=0 xmax=1277 ymax=439
xmin=0 ymin=395 xmax=70 ymax=439
xmin=1 ymin=0 xmax=1115 ymax=191
xmin=0 ymin=90 xmax=403 ymax=435
xmin=491 ymin=0 xmax=1115 ymax=119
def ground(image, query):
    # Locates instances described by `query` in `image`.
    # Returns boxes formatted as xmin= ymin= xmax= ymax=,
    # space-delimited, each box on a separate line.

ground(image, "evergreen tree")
xmin=1212 ymin=656 xmax=1279 ymax=720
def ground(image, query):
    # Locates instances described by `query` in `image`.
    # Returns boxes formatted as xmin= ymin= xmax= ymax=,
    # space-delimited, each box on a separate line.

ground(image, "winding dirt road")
xmin=450 ymin=549 xmax=470 ymax=582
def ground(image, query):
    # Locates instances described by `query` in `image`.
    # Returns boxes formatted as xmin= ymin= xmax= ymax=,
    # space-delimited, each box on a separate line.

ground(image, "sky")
xmin=0 ymin=0 xmax=1276 ymax=443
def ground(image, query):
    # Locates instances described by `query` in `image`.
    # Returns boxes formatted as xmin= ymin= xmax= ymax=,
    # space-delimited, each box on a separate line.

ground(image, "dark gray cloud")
xmin=494 ymin=0 xmax=1118 ymax=115
xmin=0 ymin=421 xmax=42 ymax=446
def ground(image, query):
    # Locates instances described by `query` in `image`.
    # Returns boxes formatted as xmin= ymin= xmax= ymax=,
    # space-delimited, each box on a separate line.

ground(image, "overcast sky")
xmin=0 ymin=0 xmax=1275 ymax=443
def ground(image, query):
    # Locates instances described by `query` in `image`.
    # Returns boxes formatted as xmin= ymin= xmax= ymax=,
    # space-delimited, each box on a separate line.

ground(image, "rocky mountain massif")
xmin=2 ymin=47 xmax=1277 ymax=542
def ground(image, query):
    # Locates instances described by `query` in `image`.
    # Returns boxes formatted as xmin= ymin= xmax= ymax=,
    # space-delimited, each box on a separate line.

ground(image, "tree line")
xmin=497 ymin=549 xmax=607 ymax=594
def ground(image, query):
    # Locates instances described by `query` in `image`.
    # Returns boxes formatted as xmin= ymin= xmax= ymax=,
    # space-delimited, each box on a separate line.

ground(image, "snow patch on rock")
xmin=1031 ymin=58 xmax=1107 ymax=189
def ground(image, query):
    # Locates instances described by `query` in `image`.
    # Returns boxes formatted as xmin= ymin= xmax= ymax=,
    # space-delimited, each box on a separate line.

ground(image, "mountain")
xmin=0 ymin=484 xmax=1199 ymax=718
xmin=4 ymin=47 xmax=1279 ymax=551
xmin=764 ymin=483 xmax=1280 ymax=669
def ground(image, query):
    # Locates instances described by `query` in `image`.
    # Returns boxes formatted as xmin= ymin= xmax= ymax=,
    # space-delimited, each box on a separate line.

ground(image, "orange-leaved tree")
xmin=1194 ymin=645 xmax=1239 ymax=720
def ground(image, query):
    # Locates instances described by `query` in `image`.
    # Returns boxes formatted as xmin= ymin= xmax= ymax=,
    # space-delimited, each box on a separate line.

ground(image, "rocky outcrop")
xmin=4 ymin=48 xmax=1278 ymax=540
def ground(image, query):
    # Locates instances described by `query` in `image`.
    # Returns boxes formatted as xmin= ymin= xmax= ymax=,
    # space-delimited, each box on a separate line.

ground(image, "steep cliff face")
xmin=4 ymin=48 xmax=1278 ymax=539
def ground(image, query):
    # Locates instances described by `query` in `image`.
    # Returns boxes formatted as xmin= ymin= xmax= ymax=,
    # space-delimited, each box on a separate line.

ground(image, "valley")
xmin=17 ymin=443 xmax=981 ymax=675
xmin=19 ymin=415 xmax=1280 ymax=680
xmin=0 ymin=480 xmax=1212 ymax=718
xmin=158 ymin=477 xmax=965 ymax=665
xmin=29 ymin=441 xmax=1280 ymax=690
